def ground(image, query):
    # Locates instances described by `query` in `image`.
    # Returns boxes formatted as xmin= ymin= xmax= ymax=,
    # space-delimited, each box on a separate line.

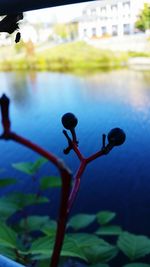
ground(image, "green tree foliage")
xmin=53 ymin=22 xmax=78 ymax=40
xmin=53 ymin=23 xmax=68 ymax=39
xmin=135 ymin=3 xmax=150 ymax=31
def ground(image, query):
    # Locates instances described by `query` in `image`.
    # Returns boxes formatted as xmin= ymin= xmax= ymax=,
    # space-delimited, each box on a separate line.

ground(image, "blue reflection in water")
xmin=0 ymin=70 xmax=150 ymax=234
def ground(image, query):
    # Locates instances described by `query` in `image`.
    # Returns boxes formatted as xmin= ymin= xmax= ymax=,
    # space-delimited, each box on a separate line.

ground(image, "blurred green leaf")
xmin=89 ymin=264 xmax=110 ymax=267
xmin=40 ymin=176 xmax=62 ymax=190
xmin=12 ymin=157 xmax=48 ymax=176
xmin=117 ymin=232 xmax=150 ymax=261
xmin=96 ymin=225 xmax=122 ymax=236
xmin=0 ymin=197 xmax=18 ymax=220
xmin=29 ymin=236 xmax=54 ymax=256
xmin=83 ymin=243 xmax=118 ymax=264
xmin=62 ymin=236 xmax=88 ymax=260
xmin=32 ymin=158 xmax=48 ymax=172
xmin=30 ymin=235 xmax=87 ymax=261
xmin=19 ymin=216 xmax=51 ymax=232
xmin=96 ymin=211 xmax=116 ymax=225
xmin=41 ymin=221 xmax=57 ymax=236
xmin=38 ymin=260 xmax=51 ymax=267
xmin=3 ymin=193 xmax=49 ymax=210
xmin=0 ymin=178 xmax=17 ymax=188
xmin=0 ymin=246 xmax=17 ymax=260
xmin=68 ymin=214 xmax=96 ymax=230
xmin=67 ymin=233 xmax=100 ymax=248
xmin=123 ymin=264 xmax=150 ymax=267
xmin=67 ymin=233 xmax=118 ymax=263
xmin=0 ymin=222 xmax=17 ymax=249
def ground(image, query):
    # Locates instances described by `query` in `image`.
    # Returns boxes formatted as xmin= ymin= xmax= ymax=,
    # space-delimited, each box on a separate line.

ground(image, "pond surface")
xmin=0 ymin=69 xmax=150 ymax=234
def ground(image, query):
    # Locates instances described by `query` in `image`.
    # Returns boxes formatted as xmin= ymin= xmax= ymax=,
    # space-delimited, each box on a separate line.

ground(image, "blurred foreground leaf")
xmin=19 ymin=216 xmax=52 ymax=232
xmin=12 ymin=157 xmax=48 ymax=176
xmin=68 ymin=214 xmax=96 ymax=230
xmin=30 ymin=235 xmax=87 ymax=261
xmin=67 ymin=233 xmax=118 ymax=264
xmin=96 ymin=211 xmax=116 ymax=225
xmin=0 ymin=222 xmax=17 ymax=249
xmin=40 ymin=176 xmax=62 ymax=190
xmin=0 ymin=196 xmax=18 ymax=220
xmin=117 ymin=232 xmax=150 ymax=260
xmin=96 ymin=225 xmax=122 ymax=236
xmin=0 ymin=178 xmax=17 ymax=187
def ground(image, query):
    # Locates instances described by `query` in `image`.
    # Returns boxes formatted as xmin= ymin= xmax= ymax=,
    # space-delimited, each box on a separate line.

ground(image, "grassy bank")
xmin=0 ymin=41 xmax=128 ymax=73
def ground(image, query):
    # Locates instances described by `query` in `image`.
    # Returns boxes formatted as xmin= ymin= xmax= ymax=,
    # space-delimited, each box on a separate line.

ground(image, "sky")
xmin=26 ymin=1 xmax=92 ymax=23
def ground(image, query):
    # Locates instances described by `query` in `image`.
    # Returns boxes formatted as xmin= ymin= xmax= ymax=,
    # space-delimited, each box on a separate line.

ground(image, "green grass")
xmin=0 ymin=41 xmax=129 ymax=74
xmin=128 ymin=50 xmax=150 ymax=57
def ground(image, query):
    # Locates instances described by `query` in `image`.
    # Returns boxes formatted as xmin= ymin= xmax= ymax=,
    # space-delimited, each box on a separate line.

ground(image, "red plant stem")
xmin=1 ymin=131 xmax=72 ymax=267
xmin=50 ymin=168 xmax=71 ymax=267
xmin=72 ymin=142 xmax=85 ymax=161
xmin=86 ymin=149 xmax=105 ymax=163
xmin=67 ymin=143 xmax=105 ymax=213
xmin=9 ymin=132 xmax=62 ymax=168
xmin=68 ymin=160 xmax=86 ymax=212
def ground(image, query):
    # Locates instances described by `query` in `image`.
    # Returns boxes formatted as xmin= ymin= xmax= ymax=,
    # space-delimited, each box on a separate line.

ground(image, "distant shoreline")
xmin=0 ymin=41 xmax=150 ymax=73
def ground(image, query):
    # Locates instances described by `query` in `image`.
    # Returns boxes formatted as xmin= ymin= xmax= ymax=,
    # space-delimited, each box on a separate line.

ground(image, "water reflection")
xmin=81 ymin=70 xmax=150 ymax=115
xmin=0 ymin=69 xmax=150 ymax=234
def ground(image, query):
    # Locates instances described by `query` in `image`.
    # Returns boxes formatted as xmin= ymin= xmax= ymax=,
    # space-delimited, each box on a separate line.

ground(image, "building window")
xmin=112 ymin=25 xmax=118 ymax=36
xmin=111 ymin=4 xmax=117 ymax=13
xmin=101 ymin=26 xmax=107 ymax=36
xmin=82 ymin=9 xmax=87 ymax=16
xmin=91 ymin=8 xmax=96 ymax=16
xmin=123 ymin=23 xmax=130 ymax=35
xmin=123 ymin=1 xmax=130 ymax=10
xmin=92 ymin=27 xmax=96 ymax=37
xmin=101 ymin=7 xmax=106 ymax=15
xmin=83 ymin=28 xmax=87 ymax=37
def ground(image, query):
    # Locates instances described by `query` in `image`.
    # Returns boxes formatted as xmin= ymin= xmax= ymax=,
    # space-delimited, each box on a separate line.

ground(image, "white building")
xmin=78 ymin=0 xmax=150 ymax=38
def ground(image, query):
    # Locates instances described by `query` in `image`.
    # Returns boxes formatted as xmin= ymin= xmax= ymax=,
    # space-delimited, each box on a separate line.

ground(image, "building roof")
xmin=82 ymin=0 xmax=130 ymax=11
xmin=0 ymin=0 xmax=95 ymax=15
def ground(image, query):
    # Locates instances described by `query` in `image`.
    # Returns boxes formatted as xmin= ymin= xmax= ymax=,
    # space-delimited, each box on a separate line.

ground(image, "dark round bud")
xmin=107 ymin=128 xmax=126 ymax=146
xmin=61 ymin=113 xmax=78 ymax=130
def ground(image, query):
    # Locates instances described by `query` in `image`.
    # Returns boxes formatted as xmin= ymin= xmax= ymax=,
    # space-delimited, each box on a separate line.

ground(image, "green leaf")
xmin=40 ymin=176 xmax=62 ymax=190
xmin=62 ymin=236 xmax=88 ymax=260
xmin=83 ymin=244 xmax=118 ymax=264
xmin=0 ymin=222 xmax=17 ymax=249
xmin=68 ymin=214 xmax=96 ymax=230
xmin=89 ymin=264 xmax=110 ymax=267
xmin=67 ymin=233 xmax=118 ymax=263
xmin=19 ymin=216 xmax=52 ymax=232
xmin=67 ymin=233 xmax=107 ymax=248
xmin=38 ymin=260 xmax=51 ymax=267
xmin=96 ymin=211 xmax=116 ymax=225
xmin=0 ymin=246 xmax=17 ymax=260
xmin=0 ymin=178 xmax=17 ymax=188
xmin=0 ymin=197 xmax=18 ymax=220
xmin=5 ymin=193 xmax=49 ymax=210
xmin=30 ymin=235 xmax=87 ymax=261
xmin=117 ymin=232 xmax=150 ymax=261
xmin=41 ymin=221 xmax=57 ymax=236
xmin=123 ymin=264 xmax=150 ymax=267
xmin=30 ymin=236 xmax=54 ymax=256
xmin=96 ymin=225 xmax=122 ymax=236
xmin=32 ymin=158 xmax=48 ymax=173
xmin=12 ymin=157 xmax=48 ymax=176
xmin=12 ymin=162 xmax=36 ymax=175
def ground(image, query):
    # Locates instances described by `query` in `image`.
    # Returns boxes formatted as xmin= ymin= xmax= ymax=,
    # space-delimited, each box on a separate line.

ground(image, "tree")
xmin=135 ymin=3 xmax=150 ymax=32
xmin=53 ymin=23 xmax=68 ymax=39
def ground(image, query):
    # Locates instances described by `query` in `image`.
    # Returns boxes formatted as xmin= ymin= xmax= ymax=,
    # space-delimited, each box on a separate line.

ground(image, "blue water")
xmin=0 ymin=70 xmax=150 ymax=234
